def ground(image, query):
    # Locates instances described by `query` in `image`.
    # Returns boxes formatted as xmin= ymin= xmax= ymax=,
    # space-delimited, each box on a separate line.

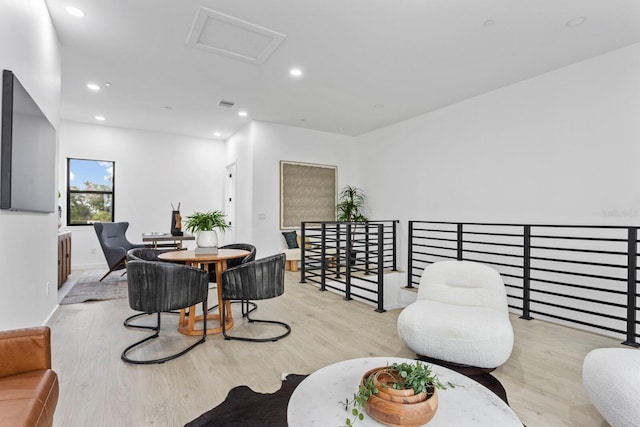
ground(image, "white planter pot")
xmin=196 ymin=230 xmax=218 ymax=248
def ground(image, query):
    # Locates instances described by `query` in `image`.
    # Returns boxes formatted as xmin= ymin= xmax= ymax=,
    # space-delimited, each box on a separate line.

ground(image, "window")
xmin=67 ymin=158 xmax=115 ymax=225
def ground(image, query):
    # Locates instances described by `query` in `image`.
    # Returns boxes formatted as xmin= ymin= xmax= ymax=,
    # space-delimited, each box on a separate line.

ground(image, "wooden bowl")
xmin=369 ymin=368 xmax=428 ymax=404
xmin=365 ymin=388 xmax=438 ymax=427
xmin=360 ymin=367 xmax=438 ymax=426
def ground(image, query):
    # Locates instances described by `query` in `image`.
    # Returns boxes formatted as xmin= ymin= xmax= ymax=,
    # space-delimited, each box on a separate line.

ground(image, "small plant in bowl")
xmin=184 ymin=210 xmax=231 ymax=248
xmin=343 ymin=361 xmax=453 ymax=427
xmin=184 ymin=210 xmax=231 ymax=233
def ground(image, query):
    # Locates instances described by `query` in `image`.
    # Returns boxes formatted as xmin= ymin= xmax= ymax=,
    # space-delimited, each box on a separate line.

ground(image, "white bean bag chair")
xmin=583 ymin=348 xmax=640 ymax=427
xmin=397 ymin=260 xmax=514 ymax=369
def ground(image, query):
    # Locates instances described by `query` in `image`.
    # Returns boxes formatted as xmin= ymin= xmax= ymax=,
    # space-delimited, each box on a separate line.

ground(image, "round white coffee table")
xmin=287 ymin=357 xmax=522 ymax=426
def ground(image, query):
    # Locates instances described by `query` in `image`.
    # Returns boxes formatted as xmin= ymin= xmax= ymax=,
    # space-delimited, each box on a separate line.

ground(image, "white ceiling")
xmin=44 ymin=0 xmax=640 ymax=140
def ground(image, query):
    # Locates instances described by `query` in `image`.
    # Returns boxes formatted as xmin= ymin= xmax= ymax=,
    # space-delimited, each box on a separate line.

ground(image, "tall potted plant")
xmin=337 ymin=185 xmax=368 ymax=223
xmin=184 ymin=210 xmax=231 ymax=249
xmin=337 ymin=186 xmax=368 ymax=264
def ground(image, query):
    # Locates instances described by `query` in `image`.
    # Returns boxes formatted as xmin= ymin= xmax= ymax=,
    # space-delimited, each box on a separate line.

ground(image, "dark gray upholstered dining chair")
xmin=94 ymin=222 xmax=146 ymax=281
xmin=121 ymin=260 xmax=209 ymax=364
xmin=208 ymin=243 xmax=257 ymax=317
xmin=123 ymin=247 xmax=181 ymax=329
xmin=221 ymin=253 xmax=290 ymax=342
xmin=126 ymin=247 xmax=174 ymax=262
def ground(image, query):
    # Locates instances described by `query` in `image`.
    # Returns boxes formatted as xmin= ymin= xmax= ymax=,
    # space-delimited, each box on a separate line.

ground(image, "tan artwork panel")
xmin=280 ymin=161 xmax=337 ymax=229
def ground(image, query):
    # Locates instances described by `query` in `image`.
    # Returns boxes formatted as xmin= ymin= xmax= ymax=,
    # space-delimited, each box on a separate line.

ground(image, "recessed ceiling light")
xmin=163 ymin=106 xmax=173 ymax=110
xmin=213 ymin=132 xmax=221 ymax=137
xmin=104 ymin=82 xmax=112 ymax=87
xmin=65 ymin=6 xmax=85 ymax=17
xmin=373 ymin=104 xmax=384 ymax=109
xmin=290 ymin=68 xmax=303 ymax=77
xmin=483 ymin=19 xmax=496 ymax=27
xmin=566 ymin=17 xmax=587 ymax=27
xmin=95 ymin=115 xmax=105 ymax=121
xmin=87 ymin=83 xmax=100 ymax=91
xmin=238 ymin=111 xmax=248 ymax=117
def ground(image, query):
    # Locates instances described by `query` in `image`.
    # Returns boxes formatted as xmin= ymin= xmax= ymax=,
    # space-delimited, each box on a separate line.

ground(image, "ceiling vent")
xmin=218 ymin=100 xmax=236 ymax=108
xmin=186 ymin=7 xmax=286 ymax=64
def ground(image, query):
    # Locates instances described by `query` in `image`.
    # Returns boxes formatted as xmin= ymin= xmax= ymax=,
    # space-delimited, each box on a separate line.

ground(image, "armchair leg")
xmin=99 ymin=258 xmax=126 ymax=282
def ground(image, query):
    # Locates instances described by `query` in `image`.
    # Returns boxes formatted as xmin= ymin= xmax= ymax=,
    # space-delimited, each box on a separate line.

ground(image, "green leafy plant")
xmin=183 ymin=210 xmax=231 ymax=234
xmin=336 ymin=186 xmax=368 ymax=223
xmin=342 ymin=361 xmax=453 ymax=426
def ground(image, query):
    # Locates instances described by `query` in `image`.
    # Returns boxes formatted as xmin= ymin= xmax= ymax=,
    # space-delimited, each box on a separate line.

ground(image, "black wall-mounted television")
xmin=1 ymin=69 xmax=56 ymax=213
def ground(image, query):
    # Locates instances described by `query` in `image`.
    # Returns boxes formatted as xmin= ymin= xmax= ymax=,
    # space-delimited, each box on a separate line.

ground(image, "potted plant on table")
xmin=184 ymin=210 xmax=231 ymax=250
xmin=336 ymin=186 xmax=368 ymax=265
xmin=343 ymin=361 xmax=453 ymax=427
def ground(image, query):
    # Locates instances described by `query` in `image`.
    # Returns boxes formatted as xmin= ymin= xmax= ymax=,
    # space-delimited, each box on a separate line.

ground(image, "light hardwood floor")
xmin=49 ymin=271 xmax=623 ymax=427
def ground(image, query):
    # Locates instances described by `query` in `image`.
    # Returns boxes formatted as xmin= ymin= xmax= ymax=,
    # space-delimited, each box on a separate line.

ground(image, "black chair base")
xmin=208 ymin=300 xmax=257 ymax=318
xmin=124 ymin=310 xmax=180 ymax=330
xmin=221 ymin=303 xmax=291 ymax=342
xmin=122 ymin=307 xmax=206 ymax=365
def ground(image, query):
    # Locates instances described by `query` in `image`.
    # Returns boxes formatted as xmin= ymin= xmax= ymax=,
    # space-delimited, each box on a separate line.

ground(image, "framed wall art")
xmin=280 ymin=161 xmax=337 ymax=229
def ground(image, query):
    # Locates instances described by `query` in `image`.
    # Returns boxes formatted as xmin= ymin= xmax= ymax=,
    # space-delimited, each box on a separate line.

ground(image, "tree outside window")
xmin=67 ymin=158 xmax=115 ymax=225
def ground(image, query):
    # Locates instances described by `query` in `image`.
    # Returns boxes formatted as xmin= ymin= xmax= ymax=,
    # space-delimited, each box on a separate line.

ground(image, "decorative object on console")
xmin=171 ymin=202 xmax=183 ymax=236
xmin=184 ymin=210 xmax=231 ymax=254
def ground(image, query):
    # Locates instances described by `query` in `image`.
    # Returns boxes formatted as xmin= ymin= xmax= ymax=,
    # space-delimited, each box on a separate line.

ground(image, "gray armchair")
xmin=221 ymin=253 xmax=290 ymax=342
xmin=122 ymin=260 xmax=209 ymax=364
xmin=93 ymin=222 xmax=147 ymax=281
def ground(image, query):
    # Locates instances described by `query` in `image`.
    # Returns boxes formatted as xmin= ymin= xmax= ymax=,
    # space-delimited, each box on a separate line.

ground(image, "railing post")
xmin=407 ymin=221 xmax=414 ymax=288
xmin=376 ymin=224 xmax=385 ymax=312
xmin=299 ymin=222 xmax=306 ymax=283
xmin=345 ymin=223 xmax=352 ymax=300
xmin=364 ymin=222 xmax=371 ymax=275
xmin=320 ymin=223 xmax=327 ymax=291
xmin=336 ymin=222 xmax=342 ymax=279
xmin=392 ymin=220 xmax=398 ymax=271
xmin=623 ymin=227 xmax=639 ymax=347
xmin=520 ymin=225 xmax=533 ymax=320
xmin=457 ymin=223 xmax=463 ymax=260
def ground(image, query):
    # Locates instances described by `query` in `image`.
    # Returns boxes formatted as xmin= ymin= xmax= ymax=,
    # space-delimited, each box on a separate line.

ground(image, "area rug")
xmin=184 ymin=374 xmax=307 ymax=427
xmin=59 ymin=270 xmax=128 ymax=305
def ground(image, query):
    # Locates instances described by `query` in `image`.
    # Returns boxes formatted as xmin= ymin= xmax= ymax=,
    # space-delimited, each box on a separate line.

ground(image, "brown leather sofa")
xmin=0 ymin=326 xmax=58 ymax=427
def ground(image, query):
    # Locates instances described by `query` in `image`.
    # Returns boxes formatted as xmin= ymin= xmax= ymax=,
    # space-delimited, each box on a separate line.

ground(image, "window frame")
xmin=66 ymin=157 xmax=116 ymax=226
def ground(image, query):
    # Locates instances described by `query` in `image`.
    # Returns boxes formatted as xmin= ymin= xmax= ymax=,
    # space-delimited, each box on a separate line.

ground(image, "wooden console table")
xmin=141 ymin=233 xmax=194 ymax=249
xmin=58 ymin=232 xmax=71 ymax=288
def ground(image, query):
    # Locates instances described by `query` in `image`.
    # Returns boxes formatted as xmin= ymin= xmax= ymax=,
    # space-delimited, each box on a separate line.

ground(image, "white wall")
xmin=225 ymin=123 xmax=254 ymax=244
xmin=226 ymin=121 xmax=357 ymax=258
xmin=0 ymin=0 xmax=61 ymax=330
xmin=58 ymin=121 xmax=227 ymax=268
xmin=357 ymin=42 xmax=640 ymax=276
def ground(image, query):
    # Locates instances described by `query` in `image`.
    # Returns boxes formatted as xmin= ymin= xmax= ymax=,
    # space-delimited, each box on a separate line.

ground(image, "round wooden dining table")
xmin=158 ymin=248 xmax=249 ymax=336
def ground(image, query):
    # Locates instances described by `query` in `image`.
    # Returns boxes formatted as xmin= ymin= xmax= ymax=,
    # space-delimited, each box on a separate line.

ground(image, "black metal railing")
xmin=408 ymin=220 xmax=640 ymax=346
xmin=299 ymin=220 xmax=399 ymax=312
